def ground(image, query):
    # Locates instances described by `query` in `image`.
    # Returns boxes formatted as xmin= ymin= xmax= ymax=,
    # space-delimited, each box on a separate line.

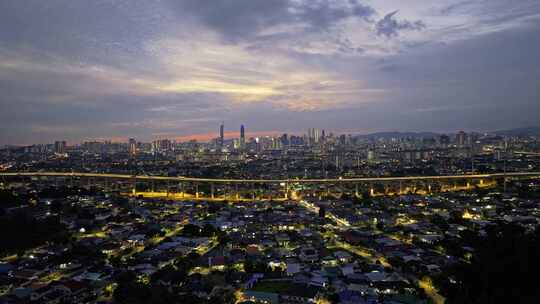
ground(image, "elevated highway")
xmin=1 ymin=171 xmax=539 ymax=201
xmin=1 ymin=171 xmax=539 ymax=183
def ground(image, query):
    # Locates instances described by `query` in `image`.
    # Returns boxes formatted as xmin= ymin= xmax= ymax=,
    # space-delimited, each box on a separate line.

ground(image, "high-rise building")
xmin=152 ymin=139 xmax=172 ymax=154
xmin=280 ymin=133 xmax=289 ymax=147
xmin=54 ymin=141 xmax=66 ymax=154
xmin=307 ymin=128 xmax=321 ymax=146
xmin=367 ymin=150 xmax=376 ymax=163
xmin=219 ymin=122 xmax=225 ymax=146
xmin=240 ymin=124 xmax=245 ymax=148
xmin=439 ymin=134 xmax=450 ymax=147
xmin=457 ymin=131 xmax=467 ymax=148
xmin=339 ymin=134 xmax=346 ymax=146
xmin=128 ymin=138 xmax=137 ymax=156
xmin=271 ymin=136 xmax=282 ymax=150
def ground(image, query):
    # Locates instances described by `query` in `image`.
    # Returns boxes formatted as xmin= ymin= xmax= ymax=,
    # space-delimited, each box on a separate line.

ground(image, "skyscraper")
xmin=306 ymin=128 xmax=321 ymax=146
xmin=280 ymin=133 xmax=289 ymax=147
xmin=457 ymin=131 xmax=467 ymax=148
xmin=219 ymin=122 xmax=224 ymax=146
xmin=307 ymin=128 xmax=320 ymax=146
xmin=128 ymin=138 xmax=137 ymax=156
xmin=439 ymin=134 xmax=450 ymax=147
xmin=54 ymin=141 xmax=66 ymax=154
xmin=240 ymin=124 xmax=245 ymax=148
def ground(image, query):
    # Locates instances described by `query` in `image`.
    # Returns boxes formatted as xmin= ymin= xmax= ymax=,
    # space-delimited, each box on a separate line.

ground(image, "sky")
xmin=1 ymin=0 xmax=539 ymax=145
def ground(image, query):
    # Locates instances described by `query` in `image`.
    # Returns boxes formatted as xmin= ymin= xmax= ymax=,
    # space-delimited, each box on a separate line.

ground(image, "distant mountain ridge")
xmin=353 ymin=127 xmax=540 ymax=139
xmin=355 ymin=131 xmax=440 ymax=139
xmin=492 ymin=126 xmax=540 ymax=136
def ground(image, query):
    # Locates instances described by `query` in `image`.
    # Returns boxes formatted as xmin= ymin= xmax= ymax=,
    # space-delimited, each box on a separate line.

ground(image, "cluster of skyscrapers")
xmin=38 ymin=128 xmax=494 ymax=160
xmin=217 ymin=122 xmax=246 ymax=149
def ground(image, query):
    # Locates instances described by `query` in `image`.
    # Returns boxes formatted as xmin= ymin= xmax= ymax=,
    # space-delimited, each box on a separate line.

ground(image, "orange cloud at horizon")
xmin=172 ymin=130 xmax=288 ymax=142
xmin=79 ymin=131 xmax=292 ymax=144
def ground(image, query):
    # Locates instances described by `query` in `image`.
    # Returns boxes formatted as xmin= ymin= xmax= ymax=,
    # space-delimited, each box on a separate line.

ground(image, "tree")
xmin=436 ymin=223 xmax=540 ymax=303
xmin=0 ymin=189 xmax=23 ymax=207
xmin=50 ymin=199 xmax=64 ymax=213
xmin=217 ymin=231 xmax=231 ymax=247
xmin=0 ymin=211 xmax=72 ymax=256
xmin=182 ymin=224 xmax=202 ymax=237
xmin=151 ymin=265 xmax=187 ymax=286
xmin=431 ymin=214 xmax=449 ymax=231
xmin=113 ymin=271 xmax=151 ymax=304
xmin=208 ymin=287 xmax=236 ymax=304
xmin=201 ymin=224 xmax=217 ymax=237
xmin=340 ymin=193 xmax=352 ymax=200
xmin=326 ymin=292 xmax=340 ymax=304
xmin=244 ymin=260 xmax=270 ymax=273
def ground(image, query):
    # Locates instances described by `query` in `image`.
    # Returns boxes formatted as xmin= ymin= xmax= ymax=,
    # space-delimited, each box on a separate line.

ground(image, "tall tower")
xmin=128 ymin=138 xmax=137 ymax=156
xmin=457 ymin=131 xmax=467 ymax=148
xmin=307 ymin=128 xmax=314 ymax=146
xmin=219 ymin=122 xmax=224 ymax=146
xmin=240 ymin=124 xmax=245 ymax=148
xmin=54 ymin=141 xmax=66 ymax=154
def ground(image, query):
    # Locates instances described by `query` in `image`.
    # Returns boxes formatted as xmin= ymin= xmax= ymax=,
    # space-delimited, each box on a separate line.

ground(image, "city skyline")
xmin=2 ymin=3 xmax=540 ymax=301
xmin=4 ymin=124 xmax=540 ymax=147
xmin=1 ymin=1 xmax=540 ymax=145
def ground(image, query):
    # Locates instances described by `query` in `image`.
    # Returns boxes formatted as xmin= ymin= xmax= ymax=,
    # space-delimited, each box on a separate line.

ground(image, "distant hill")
xmin=493 ymin=126 xmax=540 ymax=137
xmin=355 ymin=131 xmax=440 ymax=139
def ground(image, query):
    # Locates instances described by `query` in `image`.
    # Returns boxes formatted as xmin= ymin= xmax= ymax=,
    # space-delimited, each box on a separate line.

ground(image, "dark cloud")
xmin=376 ymin=11 xmax=426 ymax=38
xmin=0 ymin=1 xmax=539 ymax=144
xmin=175 ymin=0 xmax=375 ymax=42
xmin=175 ymin=0 xmax=291 ymax=41
xmin=363 ymin=20 xmax=540 ymax=131
xmin=0 ymin=0 xmax=170 ymax=71
xmin=439 ymin=1 xmax=474 ymax=15
xmin=296 ymin=0 xmax=374 ymax=30
xmin=437 ymin=0 xmax=540 ymax=36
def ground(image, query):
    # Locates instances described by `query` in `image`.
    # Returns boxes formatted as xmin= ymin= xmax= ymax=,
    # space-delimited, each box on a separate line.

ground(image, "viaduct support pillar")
xmin=326 ymin=183 xmax=330 ymax=196
xmin=180 ymin=182 xmax=184 ymax=198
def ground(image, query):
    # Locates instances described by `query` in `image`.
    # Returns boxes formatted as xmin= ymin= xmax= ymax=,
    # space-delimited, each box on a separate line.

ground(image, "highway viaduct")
xmin=1 ymin=171 xmax=539 ymax=201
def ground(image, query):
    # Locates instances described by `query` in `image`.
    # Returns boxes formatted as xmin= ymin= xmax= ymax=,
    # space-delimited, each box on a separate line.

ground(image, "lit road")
xmin=1 ymin=171 xmax=539 ymax=183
